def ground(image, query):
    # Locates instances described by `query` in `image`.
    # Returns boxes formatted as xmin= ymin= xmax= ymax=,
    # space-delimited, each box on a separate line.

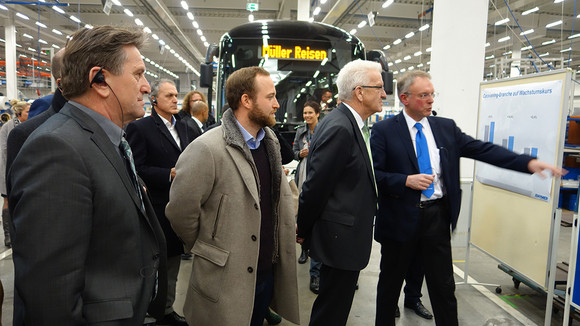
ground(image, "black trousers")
xmin=375 ymin=201 xmax=458 ymax=326
xmin=403 ymin=254 xmax=425 ymax=305
xmin=309 ymin=264 xmax=359 ymax=326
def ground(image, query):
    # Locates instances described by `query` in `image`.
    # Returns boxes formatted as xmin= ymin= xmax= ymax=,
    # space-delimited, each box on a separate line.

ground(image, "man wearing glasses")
xmin=297 ymin=59 xmax=384 ymax=325
xmin=371 ymin=70 xmax=563 ymax=326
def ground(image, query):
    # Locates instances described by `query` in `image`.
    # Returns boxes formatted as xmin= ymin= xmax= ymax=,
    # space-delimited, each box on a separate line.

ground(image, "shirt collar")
xmin=68 ymin=100 xmax=123 ymax=147
xmin=192 ymin=116 xmax=204 ymax=129
xmin=342 ymin=102 xmax=365 ymax=131
xmin=235 ymin=119 xmax=265 ymax=150
xmin=403 ymin=108 xmax=429 ymax=131
xmin=158 ymin=114 xmax=176 ymax=128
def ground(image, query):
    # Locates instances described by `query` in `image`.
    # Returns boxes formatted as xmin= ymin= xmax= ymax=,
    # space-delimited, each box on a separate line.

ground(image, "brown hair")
xmin=396 ymin=70 xmax=431 ymax=98
xmin=303 ymin=101 xmax=321 ymax=114
xmin=181 ymin=90 xmax=207 ymax=115
xmin=61 ymin=25 xmax=146 ymax=100
xmin=225 ymin=67 xmax=269 ymax=111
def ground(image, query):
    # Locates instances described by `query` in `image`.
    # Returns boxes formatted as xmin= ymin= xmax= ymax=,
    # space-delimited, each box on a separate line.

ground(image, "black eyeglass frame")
xmin=352 ymin=85 xmax=384 ymax=90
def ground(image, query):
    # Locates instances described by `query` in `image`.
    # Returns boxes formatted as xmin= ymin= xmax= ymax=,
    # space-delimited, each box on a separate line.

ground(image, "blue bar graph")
xmin=531 ymin=147 xmax=538 ymax=158
xmin=489 ymin=122 xmax=495 ymax=143
xmin=508 ymin=136 xmax=514 ymax=151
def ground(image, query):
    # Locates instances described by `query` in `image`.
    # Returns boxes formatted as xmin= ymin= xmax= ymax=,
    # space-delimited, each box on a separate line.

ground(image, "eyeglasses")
xmin=353 ymin=85 xmax=384 ymax=90
xmin=404 ymin=92 xmax=438 ymax=99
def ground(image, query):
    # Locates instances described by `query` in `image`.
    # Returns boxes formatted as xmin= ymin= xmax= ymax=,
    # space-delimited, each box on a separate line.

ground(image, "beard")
xmin=248 ymin=103 xmax=276 ymax=127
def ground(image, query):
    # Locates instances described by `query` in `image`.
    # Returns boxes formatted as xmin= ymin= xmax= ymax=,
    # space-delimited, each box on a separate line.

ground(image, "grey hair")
xmin=336 ymin=60 xmax=382 ymax=102
xmin=396 ymin=70 xmax=431 ymax=97
xmin=149 ymin=78 xmax=175 ymax=101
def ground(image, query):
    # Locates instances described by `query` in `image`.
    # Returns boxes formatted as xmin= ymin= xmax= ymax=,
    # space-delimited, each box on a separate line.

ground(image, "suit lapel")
xmin=62 ymin=105 xmax=146 ymax=214
xmin=395 ymin=112 xmax=420 ymax=172
xmin=175 ymin=119 xmax=189 ymax=150
xmin=338 ymin=105 xmax=376 ymax=194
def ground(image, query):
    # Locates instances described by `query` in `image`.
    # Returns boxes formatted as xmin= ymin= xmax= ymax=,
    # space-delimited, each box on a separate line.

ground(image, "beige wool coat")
xmin=166 ymin=108 xmax=300 ymax=325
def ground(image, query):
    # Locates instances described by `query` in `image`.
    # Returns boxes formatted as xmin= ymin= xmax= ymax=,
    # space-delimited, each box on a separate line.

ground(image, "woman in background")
xmin=0 ymin=101 xmax=30 ymax=249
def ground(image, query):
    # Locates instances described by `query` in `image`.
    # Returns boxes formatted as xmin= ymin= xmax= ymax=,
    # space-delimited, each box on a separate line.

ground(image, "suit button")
xmin=152 ymin=253 xmax=159 ymax=260
xmin=254 ymin=203 xmax=259 ymax=210
xmin=247 ymin=267 xmax=254 ymax=273
xmin=251 ymin=235 xmax=257 ymax=241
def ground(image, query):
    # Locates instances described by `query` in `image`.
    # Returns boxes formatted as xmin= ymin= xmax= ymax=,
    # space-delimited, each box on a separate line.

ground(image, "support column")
xmin=297 ymin=0 xmax=309 ymax=21
xmin=429 ymin=0 xmax=488 ymax=178
xmin=5 ymin=11 xmax=18 ymax=100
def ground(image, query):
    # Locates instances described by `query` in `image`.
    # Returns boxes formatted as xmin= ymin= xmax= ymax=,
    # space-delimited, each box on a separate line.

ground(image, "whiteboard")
xmin=471 ymin=69 xmax=572 ymax=288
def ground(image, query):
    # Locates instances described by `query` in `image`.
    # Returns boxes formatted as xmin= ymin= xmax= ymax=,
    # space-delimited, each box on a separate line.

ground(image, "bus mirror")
xmin=205 ymin=44 xmax=219 ymax=64
xmin=382 ymin=70 xmax=394 ymax=95
xmin=200 ymin=63 xmax=213 ymax=88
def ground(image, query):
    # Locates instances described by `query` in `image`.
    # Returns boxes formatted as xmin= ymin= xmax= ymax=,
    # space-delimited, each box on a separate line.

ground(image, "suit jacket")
xmin=177 ymin=110 xmax=203 ymax=140
xmin=9 ymin=103 xmax=167 ymax=325
xmin=126 ymin=109 xmax=195 ymax=257
xmin=297 ymin=104 xmax=377 ymax=271
xmin=28 ymin=94 xmax=53 ymax=119
xmin=370 ymin=112 xmax=533 ymax=243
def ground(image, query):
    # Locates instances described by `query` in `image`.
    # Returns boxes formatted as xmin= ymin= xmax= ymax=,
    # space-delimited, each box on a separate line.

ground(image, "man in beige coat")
xmin=166 ymin=66 xmax=300 ymax=326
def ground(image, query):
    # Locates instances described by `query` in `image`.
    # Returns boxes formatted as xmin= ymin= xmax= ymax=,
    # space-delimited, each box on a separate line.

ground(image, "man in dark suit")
xmin=126 ymin=79 xmax=193 ymax=326
xmin=371 ymin=70 xmax=563 ymax=326
xmin=297 ymin=60 xmax=384 ymax=326
xmin=8 ymin=26 xmax=166 ymax=325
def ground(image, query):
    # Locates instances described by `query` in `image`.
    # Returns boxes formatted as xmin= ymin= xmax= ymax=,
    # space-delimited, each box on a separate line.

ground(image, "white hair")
xmin=336 ymin=60 xmax=382 ymax=102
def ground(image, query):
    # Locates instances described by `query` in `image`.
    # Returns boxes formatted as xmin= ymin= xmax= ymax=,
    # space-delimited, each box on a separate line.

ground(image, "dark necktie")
xmin=119 ymin=137 xmax=144 ymax=209
xmin=415 ymin=123 xmax=434 ymax=198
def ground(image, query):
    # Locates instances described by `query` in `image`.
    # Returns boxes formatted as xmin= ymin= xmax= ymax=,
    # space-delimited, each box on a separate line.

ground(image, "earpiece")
xmin=90 ymin=67 xmax=106 ymax=88
xmin=151 ymin=97 xmax=158 ymax=105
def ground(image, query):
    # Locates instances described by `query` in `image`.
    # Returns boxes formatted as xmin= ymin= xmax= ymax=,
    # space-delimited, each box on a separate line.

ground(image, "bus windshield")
xmin=215 ymin=20 xmax=365 ymax=126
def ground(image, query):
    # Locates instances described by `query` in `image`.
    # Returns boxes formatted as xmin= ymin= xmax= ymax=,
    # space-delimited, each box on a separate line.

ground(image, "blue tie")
xmin=415 ymin=123 xmax=434 ymax=198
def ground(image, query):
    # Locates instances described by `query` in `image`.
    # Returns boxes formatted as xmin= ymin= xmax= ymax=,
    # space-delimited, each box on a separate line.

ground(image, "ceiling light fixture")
xmin=414 ymin=51 xmax=422 ymax=56
xmin=70 ymin=15 xmax=81 ymax=23
xmin=403 ymin=55 xmax=411 ymax=60
xmin=187 ymin=12 xmax=194 ymax=20
xmin=39 ymin=39 xmax=48 ymax=44
xmin=546 ymin=20 xmax=562 ymax=28
xmin=522 ymin=7 xmax=539 ymax=15
xmin=152 ymin=34 xmax=159 ymax=40
xmin=520 ymin=29 xmax=534 ymax=35
xmin=85 ymin=24 xmax=93 ymax=29
xmin=554 ymin=0 xmax=564 ymax=3
xmin=569 ymin=33 xmax=580 ymax=39
xmin=485 ymin=42 xmax=490 ymax=47
xmin=358 ymin=20 xmax=367 ymax=28
xmin=313 ymin=7 xmax=321 ymax=16
xmin=135 ymin=18 xmax=143 ymax=26
xmin=426 ymin=47 xmax=432 ymax=52
xmin=16 ymin=13 xmax=30 ymax=20
xmin=52 ymin=29 xmax=62 ymax=35
xmin=419 ymin=24 xmax=429 ymax=32
xmin=393 ymin=38 xmax=402 ymax=45
xmin=124 ymin=9 xmax=133 ymax=17
xmin=52 ymin=44 xmax=60 ymax=49
xmin=112 ymin=0 xmax=122 ymax=5
xmin=35 ymin=22 xmax=47 ymax=28
xmin=539 ymin=52 xmax=549 ymax=57
xmin=560 ymin=47 xmax=572 ymax=52
xmin=382 ymin=0 xmax=394 ymax=8
xmin=143 ymin=27 xmax=152 ymax=33
xmin=485 ymin=54 xmax=495 ymax=59
xmin=52 ymin=5 xmax=65 ymax=14
xmin=405 ymin=32 xmax=415 ymax=38
xmin=541 ymin=39 xmax=555 ymax=45
xmin=383 ymin=45 xmax=391 ymax=50
xmin=249 ymin=13 xmax=254 ymax=22
xmin=498 ymin=36 xmax=510 ymax=42
xmin=395 ymin=59 xmax=402 ymax=63
xmin=181 ymin=1 xmax=188 ymax=10
xmin=197 ymin=29 xmax=203 ymax=36
xmin=495 ymin=18 xmax=509 ymax=25
xmin=350 ymin=29 xmax=357 ymax=34
xmin=192 ymin=21 xmax=199 ymax=29
xmin=0 ymin=4 xmax=7 ymax=10
xmin=23 ymin=33 xmax=34 ymax=39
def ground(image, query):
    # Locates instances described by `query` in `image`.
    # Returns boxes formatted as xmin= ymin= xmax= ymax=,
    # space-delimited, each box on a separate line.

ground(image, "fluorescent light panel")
xmin=522 ymin=7 xmax=539 ymax=15
xmin=546 ymin=20 xmax=562 ymax=28
xmin=495 ymin=18 xmax=509 ymax=25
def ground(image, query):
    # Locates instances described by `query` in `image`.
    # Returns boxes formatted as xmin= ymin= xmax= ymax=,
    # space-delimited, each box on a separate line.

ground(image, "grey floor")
xmin=1 ymin=221 xmax=579 ymax=325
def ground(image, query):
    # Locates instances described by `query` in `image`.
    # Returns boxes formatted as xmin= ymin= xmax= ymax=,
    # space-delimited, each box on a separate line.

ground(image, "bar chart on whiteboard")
xmin=476 ymin=79 xmax=563 ymax=201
